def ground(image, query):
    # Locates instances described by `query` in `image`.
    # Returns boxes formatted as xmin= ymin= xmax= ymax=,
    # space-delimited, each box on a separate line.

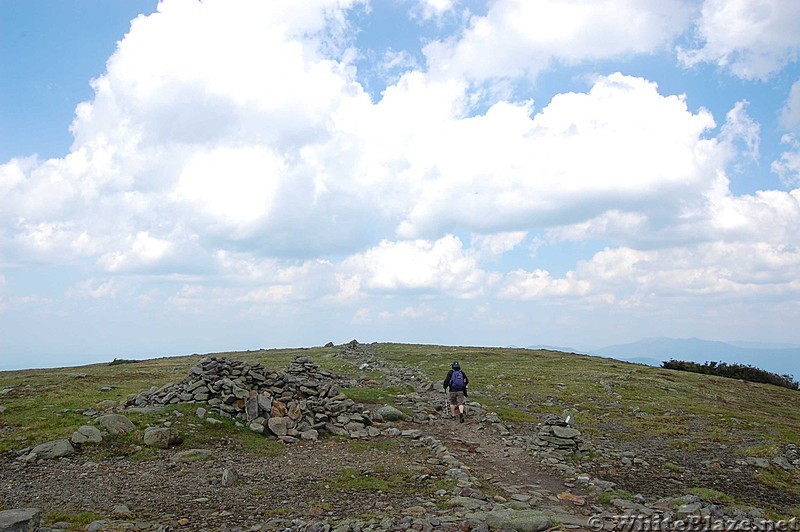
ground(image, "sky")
xmin=1 ymin=0 xmax=800 ymax=371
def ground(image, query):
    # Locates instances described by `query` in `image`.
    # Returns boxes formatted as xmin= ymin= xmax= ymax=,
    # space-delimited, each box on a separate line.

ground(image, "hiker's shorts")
xmin=448 ymin=390 xmax=465 ymax=406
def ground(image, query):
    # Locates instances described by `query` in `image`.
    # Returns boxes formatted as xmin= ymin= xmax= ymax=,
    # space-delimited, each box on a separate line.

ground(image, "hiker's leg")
xmin=448 ymin=392 xmax=457 ymax=417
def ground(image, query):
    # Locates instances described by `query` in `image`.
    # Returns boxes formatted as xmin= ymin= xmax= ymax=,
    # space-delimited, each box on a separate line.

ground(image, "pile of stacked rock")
xmin=531 ymin=414 xmax=591 ymax=457
xmin=123 ymin=356 xmax=372 ymax=442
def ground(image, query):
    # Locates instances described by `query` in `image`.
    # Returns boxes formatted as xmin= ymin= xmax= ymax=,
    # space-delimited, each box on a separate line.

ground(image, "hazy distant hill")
xmin=592 ymin=337 xmax=800 ymax=378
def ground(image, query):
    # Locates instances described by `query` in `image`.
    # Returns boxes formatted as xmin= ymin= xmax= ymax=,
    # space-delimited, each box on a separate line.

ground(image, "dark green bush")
xmin=662 ymin=359 xmax=798 ymax=390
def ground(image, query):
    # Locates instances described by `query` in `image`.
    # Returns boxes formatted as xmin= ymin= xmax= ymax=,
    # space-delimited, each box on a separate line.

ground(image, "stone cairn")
xmin=123 ymin=355 xmax=371 ymax=443
xmin=531 ymin=414 xmax=591 ymax=457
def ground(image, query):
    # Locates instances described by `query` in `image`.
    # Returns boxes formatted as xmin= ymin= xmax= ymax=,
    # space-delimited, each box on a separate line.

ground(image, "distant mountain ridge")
xmin=590 ymin=337 xmax=800 ymax=379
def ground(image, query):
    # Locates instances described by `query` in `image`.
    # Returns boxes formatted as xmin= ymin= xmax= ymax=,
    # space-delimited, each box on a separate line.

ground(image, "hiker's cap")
xmin=452 ymin=361 xmax=460 ymax=369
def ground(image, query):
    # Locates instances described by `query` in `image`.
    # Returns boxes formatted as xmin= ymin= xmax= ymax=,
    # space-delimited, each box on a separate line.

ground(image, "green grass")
xmin=3 ymin=342 xmax=800 ymax=515
xmin=597 ymin=489 xmax=634 ymax=505
xmin=44 ymin=511 xmax=104 ymax=529
xmin=687 ymin=487 xmax=735 ymax=504
xmin=323 ymin=465 xmax=436 ymax=494
xmin=736 ymin=444 xmax=782 ymax=458
xmin=341 ymin=385 xmax=414 ymax=404
xmin=755 ymin=469 xmax=800 ymax=496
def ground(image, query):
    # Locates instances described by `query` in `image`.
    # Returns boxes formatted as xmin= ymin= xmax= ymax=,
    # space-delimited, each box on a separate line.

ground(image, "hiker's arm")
xmin=442 ymin=370 xmax=451 ymax=390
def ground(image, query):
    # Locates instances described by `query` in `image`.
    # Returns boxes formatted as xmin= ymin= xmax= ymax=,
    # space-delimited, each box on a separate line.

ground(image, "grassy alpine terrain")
xmin=1 ymin=342 xmax=799 ymax=521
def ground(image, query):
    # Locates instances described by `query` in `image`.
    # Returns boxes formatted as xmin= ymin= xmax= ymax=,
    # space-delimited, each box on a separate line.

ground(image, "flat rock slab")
xmin=483 ymin=509 xmax=553 ymax=532
xmin=447 ymin=496 xmax=486 ymax=511
xmin=0 ymin=508 xmax=41 ymax=531
xmin=172 ymin=449 xmax=214 ymax=463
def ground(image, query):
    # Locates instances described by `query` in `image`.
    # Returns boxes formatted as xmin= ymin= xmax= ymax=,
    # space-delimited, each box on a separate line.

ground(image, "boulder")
xmin=30 ymin=439 xmax=75 ymax=460
xmin=71 ymin=426 xmax=103 ymax=444
xmin=143 ymin=427 xmax=182 ymax=449
xmin=97 ymin=414 xmax=135 ymax=436
xmin=0 ymin=508 xmax=41 ymax=531
xmin=376 ymin=405 xmax=410 ymax=422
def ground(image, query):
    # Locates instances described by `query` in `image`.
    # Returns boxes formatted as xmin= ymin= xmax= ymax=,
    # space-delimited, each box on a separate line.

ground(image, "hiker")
xmin=443 ymin=361 xmax=469 ymax=423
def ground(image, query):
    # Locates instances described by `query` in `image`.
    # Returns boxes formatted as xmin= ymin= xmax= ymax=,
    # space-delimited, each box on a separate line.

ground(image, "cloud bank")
xmin=2 ymin=0 xmax=800 ymax=366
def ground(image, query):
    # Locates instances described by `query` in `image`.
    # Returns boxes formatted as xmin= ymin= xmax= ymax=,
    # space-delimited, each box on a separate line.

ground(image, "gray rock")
xmin=268 ymin=416 xmax=289 ymax=437
xmin=112 ymin=504 xmax=132 ymax=518
xmin=97 ymin=414 xmax=136 ymax=436
xmin=324 ymin=423 xmax=350 ymax=438
xmin=86 ymin=520 xmax=109 ymax=532
xmin=0 ymin=508 xmax=41 ymax=531
xmin=484 ymin=510 xmax=553 ymax=532
xmin=249 ymin=422 xmax=266 ymax=434
xmin=376 ymin=405 xmax=410 ymax=421
xmin=195 ymin=407 xmax=207 ymax=419
xmin=222 ymin=467 xmax=238 ymax=487
xmin=245 ymin=396 xmax=259 ymax=420
xmin=677 ymin=502 xmax=703 ymax=518
xmin=143 ymin=427 xmax=182 ymax=449
xmin=171 ymin=449 xmax=214 ymax=463
xmin=0 ymin=405 xmax=6 ymax=414
xmin=70 ymin=426 xmax=103 ymax=444
xmin=552 ymin=426 xmax=581 ymax=439
xmin=30 ymin=439 xmax=75 ymax=460
xmin=301 ymin=429 xmax=319 ymax=441
xmin=447 ymin=496 xmax=485 ymax=510
xmin=772 ymin=456 xmax=794 ymax=471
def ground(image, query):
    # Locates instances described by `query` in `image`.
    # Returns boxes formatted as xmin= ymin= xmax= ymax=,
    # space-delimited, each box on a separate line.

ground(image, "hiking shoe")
xmin=459 ymin=412 xmax=464 ymax=423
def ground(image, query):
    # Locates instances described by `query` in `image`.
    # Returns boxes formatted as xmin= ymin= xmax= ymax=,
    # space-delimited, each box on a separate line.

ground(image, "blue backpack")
xmin=450 ymin=369 xmax=465 ymax=389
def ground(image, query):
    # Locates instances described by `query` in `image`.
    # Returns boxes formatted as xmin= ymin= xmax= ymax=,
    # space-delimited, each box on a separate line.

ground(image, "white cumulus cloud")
xmin=424 ymin=0 xmax=694 ymax=81
xmin=678 ymin=0 xmax=800 ymax=80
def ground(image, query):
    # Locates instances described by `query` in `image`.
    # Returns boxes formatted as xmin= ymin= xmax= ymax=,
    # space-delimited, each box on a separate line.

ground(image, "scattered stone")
xmin=195 ymin=407 xmax=206 ymax=419
xmin=97 ymin=414 xmax=136 ymax=436
xmin=0 ymin=405 xmax=6 ymax=414
xmin=0 ymin=508 xmax=41 ymax=531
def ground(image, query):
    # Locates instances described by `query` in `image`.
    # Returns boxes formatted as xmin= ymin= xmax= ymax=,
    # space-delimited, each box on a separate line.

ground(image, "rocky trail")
xmin=0 ymin=342 xmax=794 ymax=531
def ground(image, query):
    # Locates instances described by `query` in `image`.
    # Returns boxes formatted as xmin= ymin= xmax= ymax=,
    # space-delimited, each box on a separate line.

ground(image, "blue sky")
xmin=1 ymin=0 xmax=800 ymax=371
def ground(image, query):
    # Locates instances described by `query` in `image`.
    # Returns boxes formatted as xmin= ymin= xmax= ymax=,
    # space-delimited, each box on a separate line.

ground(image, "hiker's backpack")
xmin=450 ymin=369 xmax=465 ymax=389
